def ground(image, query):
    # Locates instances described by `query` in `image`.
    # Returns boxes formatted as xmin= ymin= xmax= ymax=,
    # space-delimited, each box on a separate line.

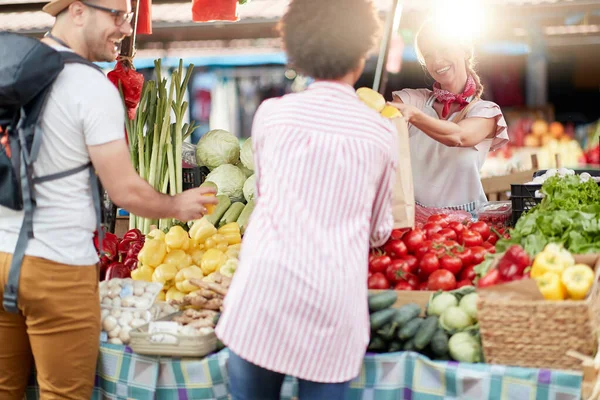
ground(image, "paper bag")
xmin=391 ymin=117 xmax=415 ymax=229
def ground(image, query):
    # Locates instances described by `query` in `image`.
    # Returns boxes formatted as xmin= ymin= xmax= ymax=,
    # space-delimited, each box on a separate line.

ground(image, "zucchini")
xmin=368 ymin=291 xmax=398 ymax=313
xmin=377 ymin=322 xmax=398 ymax=341
xmin=403 ymin=339 xmax=417 ymax=352
xmin=237 ymin=199 xmax=255 ymax=234
xmin=388 ymin=340 xmax=403 ymax=353
xmin=367 ymin=337 xmax=387 ymax=352
xmin=219 ymin=202 xmax=245 ymax=227
xmin=430 ymin=329 xmax=449 ymax=357
xmin=369 ymin=308 xmax=397 ymax=331
xmin=205 ymin=195 xmax=231 ymax=226
xmin=398 ymin=318 xmax=423 ymax=340
xmin=392 ymin=303 xmax=421 ymax=326
xmin=199 ymin=181 xmax=218 ymax=191
xmin=414 ymin=316 xmax=439 ymax=350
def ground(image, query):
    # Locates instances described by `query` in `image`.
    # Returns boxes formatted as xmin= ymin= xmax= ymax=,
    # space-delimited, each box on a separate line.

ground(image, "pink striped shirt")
xmin=215 ymin=81 xmax=398 ymax=383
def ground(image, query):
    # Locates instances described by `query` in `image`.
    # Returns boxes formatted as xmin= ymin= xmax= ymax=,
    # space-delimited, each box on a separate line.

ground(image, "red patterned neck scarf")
xmin=432 ymin=75 xmax=476 ymax=118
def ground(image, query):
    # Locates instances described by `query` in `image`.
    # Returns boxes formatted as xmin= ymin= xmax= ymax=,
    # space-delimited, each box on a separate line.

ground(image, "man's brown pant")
xmin=0 ymin=252 xmax=100 ymax=400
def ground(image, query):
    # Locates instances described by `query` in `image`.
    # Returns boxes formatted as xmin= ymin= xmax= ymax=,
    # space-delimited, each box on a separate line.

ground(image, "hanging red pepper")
xmin=192 ymin=0 xmax=239 ymax=22
xmin=136 ymin=0 xmax=152 ymax=35
xmin=107 ymin=61 xmax=144 ymax=122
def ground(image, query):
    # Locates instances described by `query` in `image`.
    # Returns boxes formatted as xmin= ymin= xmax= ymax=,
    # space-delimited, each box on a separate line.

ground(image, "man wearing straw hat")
xmin=0 ymin=1 xmax=217 ymax=398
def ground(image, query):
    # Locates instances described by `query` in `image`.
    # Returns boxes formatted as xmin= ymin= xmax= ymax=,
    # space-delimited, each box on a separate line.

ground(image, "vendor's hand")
xmin=172 ymin=187 xmax=218 ymax=222
xmin=387 ymin=102 xmax=422 ymax=123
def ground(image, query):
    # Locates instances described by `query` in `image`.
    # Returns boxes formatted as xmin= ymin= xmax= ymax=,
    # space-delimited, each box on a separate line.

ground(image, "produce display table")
xmin=25 ymin=344 xmax=583 ymax=400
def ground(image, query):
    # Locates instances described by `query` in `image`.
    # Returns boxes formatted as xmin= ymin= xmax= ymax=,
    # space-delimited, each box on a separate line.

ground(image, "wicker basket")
xmin=129 ymin=312 xmax=217 ymax=357
xmin=478 ymin=254 xmax=600 ymax=371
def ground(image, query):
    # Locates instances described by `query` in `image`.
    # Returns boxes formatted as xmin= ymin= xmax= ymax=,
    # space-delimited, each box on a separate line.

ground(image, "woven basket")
xmin=478 ymin=254 xmax=600 ymax=371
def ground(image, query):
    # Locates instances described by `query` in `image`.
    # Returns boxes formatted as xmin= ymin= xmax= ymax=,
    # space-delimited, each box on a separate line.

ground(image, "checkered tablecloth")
xmin=26 ymin=344 xmax=583 ymax=399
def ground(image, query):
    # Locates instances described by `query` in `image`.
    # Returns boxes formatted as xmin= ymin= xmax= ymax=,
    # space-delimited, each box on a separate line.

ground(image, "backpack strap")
xmin=3 ymin=53 xmax=106 ymax=314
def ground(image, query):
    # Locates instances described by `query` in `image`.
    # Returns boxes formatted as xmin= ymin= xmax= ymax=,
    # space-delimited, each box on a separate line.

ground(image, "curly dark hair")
xmin=278 ymin=0 xmax=381 ymax=80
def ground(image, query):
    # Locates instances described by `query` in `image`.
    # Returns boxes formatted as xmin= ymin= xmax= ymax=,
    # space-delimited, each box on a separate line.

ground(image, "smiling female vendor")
xmin=388 ymin=18 xmax=508 ymax=213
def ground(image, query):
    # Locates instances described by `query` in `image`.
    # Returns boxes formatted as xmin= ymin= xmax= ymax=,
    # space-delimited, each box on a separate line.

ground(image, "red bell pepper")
xmin=123 ymin=228 xmax=143 ymax=242
xmin=497 ymin=245 xmax=530 ymax=281
xmin=126 ymin=241 xmax=144 ymax=261
xmin=98 ymin=255 xmax=112 ymax=281
xmin=123 ymin=257 xmax=138 ymax=272
xmin=105 ymin=262 xmax=131 ymax=280
xmin=477 ymin=268 xmax=502 ymax=288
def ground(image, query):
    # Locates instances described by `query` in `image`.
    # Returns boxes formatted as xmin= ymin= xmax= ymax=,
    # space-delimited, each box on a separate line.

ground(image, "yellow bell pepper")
xmin=200 ymin=248 xmax=227 ymax=275
xmin=163 ymin=250 xmax=191 ymax=271
xmin=175 ymin=265 xmax=204 ymax=293
xmin=205 ymin=233 xmax=227 ymax=250
xmin=543 ymin=243 xmax=575 ymax=267
xmin=165 ymin=286 xmax=186 ymax=302
xmin=152 ymin=264 xmax=179 ymax=288
xmin=131 ymin=265 xmax=154 ymax=282
xmin=139 ymin=239 xmax=167 ymax=267
xmin=219 ymin=258 xmax=238 ymax=278
xmin=202 ymin=272 xmax=218 ymax=283
xmin=380 ymin=105 xmax=402 ymax=119
xmin=188 ymin=248 xmax=205 ymax=267
xmin=218 ymin=223 xmax=242 ymax=245
xmin=535 ymin=272 xmax=567 ymax=300
xmin=531 ymin=250 xmax=569 ymax=279
xmin=226 ymin=243 xmax=242 ymax=260
xmin=165 ymin=226 xmax=190 ymax=251
xmin=189 ymin=218 xmax=217 ymax=245
xmin=156 ymin=290 xmax=166 ymax=302
xmin=147 ymin=228 xmax=166 ymax=242
xmin=562 ymin=264 xmax=595 ymax=300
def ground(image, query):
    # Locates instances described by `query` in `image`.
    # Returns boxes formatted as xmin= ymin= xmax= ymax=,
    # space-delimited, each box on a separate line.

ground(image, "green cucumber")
xmin=398 ymin=318 xmax=423 ymax=340
xmin=237 ymin=199 xmax=255 ymax=234
xmin=403 ymin=338 xmax=417 ymax=352
xmin=388 ymin=340 xmax=403 ymax=353
xmin=219 ymin=202 xmax=245 ymax=227
xmin=368 ymin=291 xmax=398 ymax=313
xmin=377 ymin=322 xmax=398 ymax=341
xmin=414 ymin=316 xmax=439 ymax=350
xmin=430 ymin=328 xmax=450 ymax=357
xmin=392 ymin=303 xmax=421 ymax=326
xmin=369 ymin=308 xmax=397 ymax=331
xmin=205 ymin=195 xmax=231 ymax=226
xmin=367 ymin=337 xmax=387 ymax=352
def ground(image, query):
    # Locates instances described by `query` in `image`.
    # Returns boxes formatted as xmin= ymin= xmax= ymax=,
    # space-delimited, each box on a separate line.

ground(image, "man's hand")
xmin=387 ymin=102 xmax=422 ymax=123
xmin=172 ymin=187 xmax=219 ymax=222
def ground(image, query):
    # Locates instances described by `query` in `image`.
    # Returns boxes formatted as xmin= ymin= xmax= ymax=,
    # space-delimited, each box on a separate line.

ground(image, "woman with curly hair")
xmin=215 ymin=0 xmax=398 ymax=398
xmin=388 ymin=17 xmax=508 ymax=213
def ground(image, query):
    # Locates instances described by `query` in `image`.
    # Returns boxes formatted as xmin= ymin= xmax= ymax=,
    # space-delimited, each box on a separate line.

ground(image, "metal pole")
xmin=373 ymin=0 xmax=403 ymax=94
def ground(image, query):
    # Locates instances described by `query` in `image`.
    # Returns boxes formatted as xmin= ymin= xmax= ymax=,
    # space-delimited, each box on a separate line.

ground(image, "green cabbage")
xmin=240 ymin=138 xmax=254 ymax=171
xmin=458 ymin=293 xmax=478 ymax=322
xmin=243 ymin=174 xmax=256 ymax=202
xmin=206 ymin=164 xmax=246 ymax=202
xmin=236 ymin=161 xmax=254 ymax=178
xmin=196 ymin=129 xmax=240 ymax=170
xmin=440 ymin=306 xmax=474 ymax=332
xmin=427 ymin=292 xmax=458 ymax=317
xmin=448 ymin=332 xmax=482 ymax=363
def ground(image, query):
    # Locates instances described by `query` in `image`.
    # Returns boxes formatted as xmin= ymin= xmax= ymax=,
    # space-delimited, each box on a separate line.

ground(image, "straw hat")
xmin=42 ymin=0 xmax=78 ymax=16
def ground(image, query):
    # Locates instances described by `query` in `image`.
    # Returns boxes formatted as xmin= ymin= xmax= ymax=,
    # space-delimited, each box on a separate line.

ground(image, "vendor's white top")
xmin=216 ymin=81 xmax=398 ymax=383
xmin=392 ymin=88 xmax=508 ymax=208
xmin=0 ymin=45 xmax=124 ymax=266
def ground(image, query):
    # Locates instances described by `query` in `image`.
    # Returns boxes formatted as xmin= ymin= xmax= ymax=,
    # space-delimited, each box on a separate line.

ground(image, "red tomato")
xmin=429 ymin=233 xmax=445 ymax=244
xmin=439 ymin=254 xmax=463 ymax=275
xmin=415 ymin=240 xmax=433 ymax=260
xmin=368 ymin=272 xmax=390 ymax=289
xmin=419 ymin=281 xmax=430 ymax=291
xmin=443 ymin=240 xmax=459 ymax=249
xmin=368 ymin=271 xmax=373 ymax=279
xmin=456 ymin=279 xmax=473 ymax=288
xmin=448 ymin=221 xmax=466 ymax=236
xmin=428 ymin=269 xmax=457 ymax=291
xmin=460 ymin=230 xmax=483 ymax=247
xmin=439 ymin=228 xmax=457 ymax=241
xmin=419 ymin=252 xmax=440 ymax=277
xmin=470 ymin=246 xmax=488 ymax=266
xmin=423 ymin=223 xmax=443 ymax=238
xmin=390 ymin=228 xmax=410 ymax=240
xmin=469 ymin=221 xmax=491 ymax=241
xmin=385 ymin=260 xmax=409 ymax=284
xmin=452 ymin=246 xmax=474 ymax=267
xmin=487 ymin=233 xmax=498 ymax=245
xmin=403 ymin=230 xmax=426 ymax=253
xmin=401 ymin=255 xmax=419 ymax=275
xmin=459 ymin=265 xmax=477 ymax=282
xmin=369 ymin=255 xmax=391 ymax=273
xmin=482 ymin=241 xmax=496 ymax=253
xmin=427 ymin=214 xmax=450 ymax=228
xmin=394 ymin=281 xmax=415 ymax=291
xmin=383 ymin=240 xmax=408 ymax=259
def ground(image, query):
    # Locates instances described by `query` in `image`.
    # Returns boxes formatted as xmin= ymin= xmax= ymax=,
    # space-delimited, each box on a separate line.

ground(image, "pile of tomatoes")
xmin=368 ymin=214 xmax=508 ymax=291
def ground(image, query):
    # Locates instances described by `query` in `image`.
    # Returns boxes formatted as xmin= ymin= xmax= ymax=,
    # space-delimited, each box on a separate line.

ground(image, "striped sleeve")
xmin=369 ymin=129 xmax=398 ymax=248
xmin=250 ymin=100 xmax=273 ymax=199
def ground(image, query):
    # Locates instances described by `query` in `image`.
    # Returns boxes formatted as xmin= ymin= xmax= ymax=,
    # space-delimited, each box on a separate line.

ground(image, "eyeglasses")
xmin=81 ymin=1 xmax=134 ymax=26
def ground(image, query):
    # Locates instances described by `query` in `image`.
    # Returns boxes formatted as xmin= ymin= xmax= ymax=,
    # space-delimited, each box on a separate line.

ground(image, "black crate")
xmin=182 ymin=166 xmax=208 ymax=190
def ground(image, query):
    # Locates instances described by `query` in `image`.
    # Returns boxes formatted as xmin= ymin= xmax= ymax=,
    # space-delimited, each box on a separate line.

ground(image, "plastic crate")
xmin=182 ymin=166 xmax=207 ymax=191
